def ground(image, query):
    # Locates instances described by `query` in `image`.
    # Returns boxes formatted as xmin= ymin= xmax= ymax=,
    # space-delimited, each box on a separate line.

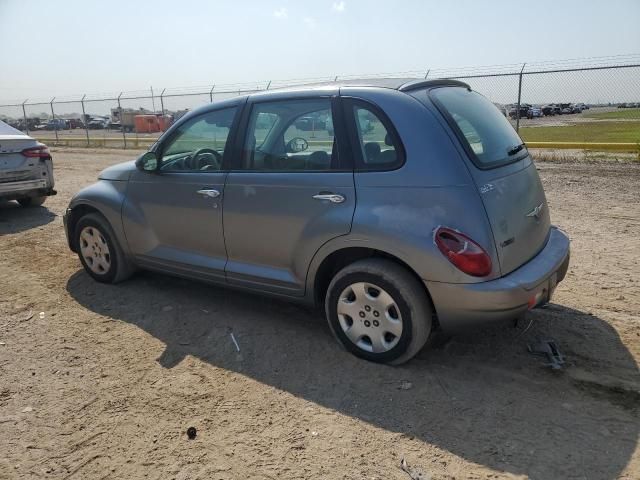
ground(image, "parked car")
xmin=67 ymin=118 xmax=85 ymax=129
xmin=571 ymin=105 xmax=583 ymax=114
xmin=0 ymin=120 xmax=56 ymax=206
xmin=561 ymin=107 xmax=573 ymax=114
xmin=63 ymin=79 xmax=570 ymax=365
xmin=294 ymin=115 xmax=327 ymax=131
xmin=45 ymin=118 xmax=68 ymax=130
xmin=508 ymin=104 xmax=531 ymax=119
xmin=528 ymin=107 xmax=543 ymax=118
xmin=541 ymin=105 xmax=556 ymax=116
xmin=88 ymin=118 xmax=109 ymax=129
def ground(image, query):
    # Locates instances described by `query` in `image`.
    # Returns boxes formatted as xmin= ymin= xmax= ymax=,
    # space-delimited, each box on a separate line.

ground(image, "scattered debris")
xmin=162 ymin=305 xmax=173 ymax=312
xmin=311 ymin=431 xmax=318 ymax=437
xmin=230 ymin=333 xmax=240 ymax=352
xmin=21 ymin=311 xmax=34 ymax=322
xmin=528 ymin=339 xmax=565 ymax=370
xmin=22 ymin=407 xmax=33 ymax=413
xmin=0 ymin=342 xmax=5 ymax=346
xmin=399 ymin=381 xmax=413 ymax=391
xmin=186 ymin=427 xmax=197 ymax=440
xmin=39 ymin=312 xmax=45 ymax=319
xmin=400 ymin=457 xmax=430 ymax=480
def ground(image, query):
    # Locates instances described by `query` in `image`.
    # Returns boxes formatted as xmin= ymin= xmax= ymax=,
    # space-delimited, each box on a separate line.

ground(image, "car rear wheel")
xmin=325 ymin=258 xmax=433 ymax=365
xmin=75 ymin=213 xmax=134 ymax=283
xmin=18 ymin=196 xmax=46 ymax=207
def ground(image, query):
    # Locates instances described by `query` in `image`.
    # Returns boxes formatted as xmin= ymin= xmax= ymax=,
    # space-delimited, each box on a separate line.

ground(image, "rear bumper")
xmin=425 ymin=226 xmax=570 ymax=331
xmin=0 ymin=179 xmax=56 ymax=198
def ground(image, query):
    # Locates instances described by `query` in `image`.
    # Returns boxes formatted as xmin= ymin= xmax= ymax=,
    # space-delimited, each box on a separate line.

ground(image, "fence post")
xmin=160 ymin=88 xmax=166 ymax=115
xmin=118 ymin=92 xmax=127 ymax=149
xmin=50 ymin=97 xmax=58 ymax=144
xmin=209 ymin=85 xmax=215 ymax=103
xmin=515 ymin=63 xmax=526 ymax=132
xmin=81 ymin=95 xmax=90 ymax=147
xmin=21 ymin=100 xmax=28 ymax=134
xmin=424 ymin=69 xmax=430 ymax=79
xmin=266 ymin=80 xmax=271 ymax=90
xmin=150 ymin=86 xmax=156 ymax=113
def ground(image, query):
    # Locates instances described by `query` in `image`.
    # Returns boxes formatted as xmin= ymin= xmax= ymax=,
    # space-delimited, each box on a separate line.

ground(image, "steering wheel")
xmin=191 ymin=148 xmax=222 ymax=170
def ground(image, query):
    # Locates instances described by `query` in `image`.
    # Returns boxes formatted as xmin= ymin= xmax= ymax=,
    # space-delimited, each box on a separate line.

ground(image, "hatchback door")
xmin=428 ymin=87 xmax=550 ymax=275
xmin=122 ymin=106 xmax=239 ymax=281
xmin=222 ymin=96 xmax=355 ymax=295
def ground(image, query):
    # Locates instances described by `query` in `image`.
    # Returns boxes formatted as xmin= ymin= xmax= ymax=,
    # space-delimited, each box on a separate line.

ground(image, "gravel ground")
xmin=0 ymin=148 xmax=639 ymax=480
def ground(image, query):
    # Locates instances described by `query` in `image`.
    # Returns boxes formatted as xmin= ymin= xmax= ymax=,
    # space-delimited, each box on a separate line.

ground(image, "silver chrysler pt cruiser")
xmin=64 ymin=79 xmax=570 ymax=364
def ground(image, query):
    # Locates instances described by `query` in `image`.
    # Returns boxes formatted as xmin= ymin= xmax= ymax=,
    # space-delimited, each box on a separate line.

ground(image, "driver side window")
xmin=242 ymin=99 xmax=336 ymax=171
xmin=160 ymin=107 xmax=237 ymax=172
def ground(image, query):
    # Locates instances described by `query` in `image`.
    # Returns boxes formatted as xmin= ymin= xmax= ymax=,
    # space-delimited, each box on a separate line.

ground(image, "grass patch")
xmin=520 ymin=121 xmax=640 ymax=143
xmin=584 ymin=108 xmax=640 ymax=120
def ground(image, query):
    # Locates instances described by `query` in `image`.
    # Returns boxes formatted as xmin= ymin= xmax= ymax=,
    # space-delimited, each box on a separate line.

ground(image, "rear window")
xmin=431 ymin=87 xmax=527 ymax=168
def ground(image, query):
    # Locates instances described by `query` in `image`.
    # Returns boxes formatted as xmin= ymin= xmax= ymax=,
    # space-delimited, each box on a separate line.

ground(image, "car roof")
xmin=247 ymin=78 xmax=470 ymax=97
xmin=182 ymin=78 xmax=470 ymax=121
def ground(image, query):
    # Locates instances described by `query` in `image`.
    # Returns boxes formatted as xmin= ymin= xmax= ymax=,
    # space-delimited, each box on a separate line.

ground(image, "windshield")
xmin=431 ymin=87 xmax=526 ymax=168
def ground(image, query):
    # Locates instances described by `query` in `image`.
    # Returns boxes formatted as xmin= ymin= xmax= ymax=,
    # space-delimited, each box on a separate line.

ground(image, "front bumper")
xmin=425 ymin=226 xmax=570 ymax=331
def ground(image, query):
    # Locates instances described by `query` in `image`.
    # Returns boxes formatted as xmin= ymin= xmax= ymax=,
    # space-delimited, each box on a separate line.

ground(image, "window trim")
xmin=428 ymin=86 xmax=528 ymax=171
xmin=230 ymin=95 xmax=353 ymax=173
xmin=342 ymin=97 xmax=406 ymax=172
xmin=155 ymin=104 xmax=242 ymax=173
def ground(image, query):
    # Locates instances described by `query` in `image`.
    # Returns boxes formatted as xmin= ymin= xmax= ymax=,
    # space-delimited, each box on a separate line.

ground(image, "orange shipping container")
xmin=134 ymin=115 xmax=161 ymax=133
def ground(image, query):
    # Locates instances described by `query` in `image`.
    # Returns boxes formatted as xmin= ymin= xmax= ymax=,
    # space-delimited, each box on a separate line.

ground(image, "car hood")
xmin=98 ymin=161 xmax=136 ymax=181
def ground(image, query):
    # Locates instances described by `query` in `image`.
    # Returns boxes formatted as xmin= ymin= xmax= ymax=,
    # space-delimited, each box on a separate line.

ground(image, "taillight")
xmin=21 ymin=145 xmax=50 ymax=158
xmin=434 ymin=226 xmax=492 ymax=277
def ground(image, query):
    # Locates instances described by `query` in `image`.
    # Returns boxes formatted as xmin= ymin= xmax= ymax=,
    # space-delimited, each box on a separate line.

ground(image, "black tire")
xmin=325 ymin=258 xmax=433 ymax=365
xmin=18 ymin=196 xmax=46 ymax=207
xmin=75 ymin=212 xmax=134 ymax=284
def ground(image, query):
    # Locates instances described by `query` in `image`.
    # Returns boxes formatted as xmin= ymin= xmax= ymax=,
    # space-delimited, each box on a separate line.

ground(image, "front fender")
xmin=65 ymin=180 xmax=129 ymax=253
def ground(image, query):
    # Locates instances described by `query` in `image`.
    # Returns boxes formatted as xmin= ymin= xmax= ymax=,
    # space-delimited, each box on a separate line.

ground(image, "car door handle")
xmin=312 ymin=193 xmax=345 ymax=204
xmin=196 ymin=188 xmax=220 ymax=198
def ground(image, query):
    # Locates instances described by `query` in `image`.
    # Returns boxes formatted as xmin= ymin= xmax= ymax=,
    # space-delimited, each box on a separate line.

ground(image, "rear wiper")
xmin=507 ymin=143 xmax=526 ymax=156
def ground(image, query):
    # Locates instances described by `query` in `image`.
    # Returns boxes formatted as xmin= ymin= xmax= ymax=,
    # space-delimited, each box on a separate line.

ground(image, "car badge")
xmin=526 ymin=203 xmax=544 ymax=219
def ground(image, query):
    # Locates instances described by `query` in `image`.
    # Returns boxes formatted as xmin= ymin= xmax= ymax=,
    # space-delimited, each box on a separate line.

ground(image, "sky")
xmin=0 ymin=0 xmax=639 ymax=105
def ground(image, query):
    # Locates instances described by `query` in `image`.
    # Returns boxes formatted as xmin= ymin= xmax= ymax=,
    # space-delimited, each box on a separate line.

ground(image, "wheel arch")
xmin=309 ymin=245 xmax=439 ymax=327
xmin=66 ymin=181 xmax=129 ymax=254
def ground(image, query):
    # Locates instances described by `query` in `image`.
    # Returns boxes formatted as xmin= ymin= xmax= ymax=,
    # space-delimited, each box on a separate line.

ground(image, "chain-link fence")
xmin=1 ymin=55 xmax=639 ymax=151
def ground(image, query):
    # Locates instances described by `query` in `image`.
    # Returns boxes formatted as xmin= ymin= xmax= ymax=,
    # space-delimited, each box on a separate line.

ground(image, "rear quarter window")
xmin=430 ymin=87 xmax=527 ymax=169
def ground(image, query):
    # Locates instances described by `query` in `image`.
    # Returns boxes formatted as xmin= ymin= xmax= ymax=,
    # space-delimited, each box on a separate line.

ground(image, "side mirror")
xmin=286 ymin=137 xmax=309 ymax=153
xmin=136 ymin=151 xmax=158 ymax=172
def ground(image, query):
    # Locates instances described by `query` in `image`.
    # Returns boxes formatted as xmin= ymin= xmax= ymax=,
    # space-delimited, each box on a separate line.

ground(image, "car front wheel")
xmin=75 ymin=213 xmax=134 ymax=283
xmin=325 ymin=258 xmax=433 ymax=365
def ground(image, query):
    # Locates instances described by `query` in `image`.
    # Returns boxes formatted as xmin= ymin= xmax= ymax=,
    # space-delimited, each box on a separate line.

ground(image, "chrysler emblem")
xmin=526 ymin=203 xmax=544 ymax=219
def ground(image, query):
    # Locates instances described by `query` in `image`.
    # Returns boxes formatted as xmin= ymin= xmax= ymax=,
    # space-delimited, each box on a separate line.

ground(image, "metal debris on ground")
xmin=230 ymin=333 xmax=240 ymax=352
xmin=399 ymin=381 xmax=413 ymax=390
xmin=186 ymin=426 xmax=197 ymax=440
xmin=400 ymin=457 xmax=431 ymax=480
xmin=527 ymin=339 xmax=566 ymax=370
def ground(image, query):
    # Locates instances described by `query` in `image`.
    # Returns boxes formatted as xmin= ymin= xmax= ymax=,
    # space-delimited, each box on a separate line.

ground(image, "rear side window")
xmin=431 ymin=87 xmax=526 ymax=169
xmin=347 ymin=100 xmax=404 ymax=171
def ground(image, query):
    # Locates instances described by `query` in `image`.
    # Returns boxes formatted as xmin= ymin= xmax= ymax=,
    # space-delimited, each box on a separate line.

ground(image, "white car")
xmin=528 ymin=107 xmax=543 ymax=118
xmin=0 ymin=120 xmax=56 ymax=206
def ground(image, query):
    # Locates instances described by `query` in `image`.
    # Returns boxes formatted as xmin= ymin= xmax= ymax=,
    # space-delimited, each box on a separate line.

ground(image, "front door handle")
xmin=312 ymin=193 xmax=345 ymax=204
xmin=196 ymin=188 xmax=220 ymax=198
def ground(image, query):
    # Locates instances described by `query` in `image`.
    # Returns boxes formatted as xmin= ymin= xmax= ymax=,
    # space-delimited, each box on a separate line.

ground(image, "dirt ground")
xmin=1 ymin=148 xmax=639 ymax=480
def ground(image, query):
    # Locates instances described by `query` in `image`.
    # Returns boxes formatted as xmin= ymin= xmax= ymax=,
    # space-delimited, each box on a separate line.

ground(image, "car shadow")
xmin=66 ymin=269 xmax=639 ymax=480
xmin=0 ymin=200 xmax=56 ymax=235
